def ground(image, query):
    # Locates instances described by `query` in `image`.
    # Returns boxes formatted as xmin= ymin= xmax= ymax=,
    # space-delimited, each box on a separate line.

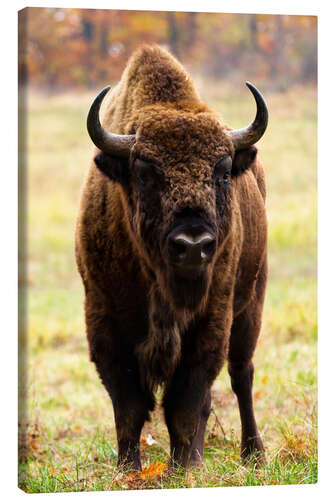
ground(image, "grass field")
xmin=18 ymin=83 xmax=317 ymax=492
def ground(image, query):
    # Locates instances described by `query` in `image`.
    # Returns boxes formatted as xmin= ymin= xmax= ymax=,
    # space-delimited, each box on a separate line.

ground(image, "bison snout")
xmin=167 ymin=230 xmax=216 ymax=271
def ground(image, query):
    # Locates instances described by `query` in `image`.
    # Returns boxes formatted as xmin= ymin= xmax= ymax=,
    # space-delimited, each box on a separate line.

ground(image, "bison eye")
xmin=214 ymin=155 xmax=232 ymax=186
xmin=134 ymin=158 xmax=154 ymax=185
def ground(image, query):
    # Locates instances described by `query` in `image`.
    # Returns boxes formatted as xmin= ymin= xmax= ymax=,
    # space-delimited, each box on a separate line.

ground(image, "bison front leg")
xmin=112 ymin=384 xmax=153 ymax=471
xmin=163 ymin=378 xmax=210 ymax=468
xmin=228 ymin=262 xmax=267 ymax=463
xmin=94 ymin=344 xmax=154 ymax=470
xmin=189 ymin=391 xmax=212 ymax=466
xmin=163 ymin=357 xmax=216 ymax=469
xmin=163 ymin=310 xmax=230 ymax=469
xmin=86 ymin=308 xmax=154 ymax=471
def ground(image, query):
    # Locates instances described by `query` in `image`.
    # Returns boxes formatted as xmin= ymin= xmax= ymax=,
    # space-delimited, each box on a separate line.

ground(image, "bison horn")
xmin=228 ymin=82 xmax=268 ymax=150
xmin=87 ymin=86 xmax=136 ymax=158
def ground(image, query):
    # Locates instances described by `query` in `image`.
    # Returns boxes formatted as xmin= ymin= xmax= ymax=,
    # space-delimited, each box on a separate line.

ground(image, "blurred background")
xmin=18 ymin=7 xmax=317 ymax=493
xmin=19 ymin=8 xmax=317 ymax=92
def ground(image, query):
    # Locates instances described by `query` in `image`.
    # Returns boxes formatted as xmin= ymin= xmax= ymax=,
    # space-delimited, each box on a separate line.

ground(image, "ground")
xmin=18 ymin=82 xmax=317 ymax=492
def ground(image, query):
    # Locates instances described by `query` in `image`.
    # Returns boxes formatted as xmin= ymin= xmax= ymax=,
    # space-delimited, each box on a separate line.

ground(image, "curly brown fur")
xmin=75 ymin=45 xmax=268 ymax=469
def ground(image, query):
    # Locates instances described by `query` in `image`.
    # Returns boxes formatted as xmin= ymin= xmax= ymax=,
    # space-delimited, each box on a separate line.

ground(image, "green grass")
xmin=18 ymin=84 xmax=317 ymax=492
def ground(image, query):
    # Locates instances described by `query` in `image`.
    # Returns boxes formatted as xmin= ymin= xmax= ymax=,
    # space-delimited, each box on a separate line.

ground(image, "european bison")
xmin=75 ymin=45 xmax=268 ymax=470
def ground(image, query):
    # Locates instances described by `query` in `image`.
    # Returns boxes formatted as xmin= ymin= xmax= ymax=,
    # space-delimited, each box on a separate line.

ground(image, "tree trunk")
xmin=166 ymin=12 xmax=180 ymax=57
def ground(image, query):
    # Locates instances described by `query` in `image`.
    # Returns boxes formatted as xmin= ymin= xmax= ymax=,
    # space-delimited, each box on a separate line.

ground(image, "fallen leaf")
xmin=140 ymin=434 xmax=157 ymax=447
xmin=254 ymin=389 xmax=264 ymax=401
xmin=186 ymin=472 xmax=195 ymax=487
xmin=261 ymin=376 xmax=268 ymax=384
xmin=138 ymin=461 xmax=167 ymax=480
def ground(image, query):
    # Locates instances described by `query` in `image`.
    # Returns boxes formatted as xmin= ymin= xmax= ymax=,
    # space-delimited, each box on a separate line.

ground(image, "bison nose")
xmin=167 ymin=232 xmax=216 ymax=267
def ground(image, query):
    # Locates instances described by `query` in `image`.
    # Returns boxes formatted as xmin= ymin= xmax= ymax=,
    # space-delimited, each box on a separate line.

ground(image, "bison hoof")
xmin=117 ymin=458 xmax=142 ymax=472
xmin=189 ymin=458 xmax=204 ymax=469
xmin=169 ymin=452 xmax=204 ymax=470
xmin=241 ymin=437 xmax=265 ymax=466
xmin=189 ymin=449 xmax=204 ymax=468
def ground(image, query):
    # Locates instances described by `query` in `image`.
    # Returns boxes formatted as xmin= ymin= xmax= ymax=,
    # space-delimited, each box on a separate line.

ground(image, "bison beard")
xmin=166 ymin=269 xmax=210 ymax=312
xmin=136 ymin=287 xmax=182 ymax=392
xmin=76 ymin=44 xmax=268 ymax=471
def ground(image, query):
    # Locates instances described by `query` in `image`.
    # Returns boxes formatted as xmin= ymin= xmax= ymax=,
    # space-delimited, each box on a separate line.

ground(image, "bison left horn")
xmin=227 ymin=82 xmax=268 ymax=150
xmin=87 ymin=86 xmax=136 ymax=158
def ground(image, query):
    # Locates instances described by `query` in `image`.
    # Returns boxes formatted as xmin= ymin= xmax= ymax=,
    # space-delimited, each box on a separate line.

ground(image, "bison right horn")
xmin=227 ymin=82 xmax=268 ymax=151
xmin=87 ymin=86 xmax=136 ymax=158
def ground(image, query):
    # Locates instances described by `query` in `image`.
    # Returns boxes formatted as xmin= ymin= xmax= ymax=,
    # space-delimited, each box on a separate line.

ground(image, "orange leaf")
xmin=138 ymin=461 xmax=167 ymax=480
xmin=254 ymin=389 xmax=264 ymax=401
xmin=261 ymin=376 xmax=268 ymax=384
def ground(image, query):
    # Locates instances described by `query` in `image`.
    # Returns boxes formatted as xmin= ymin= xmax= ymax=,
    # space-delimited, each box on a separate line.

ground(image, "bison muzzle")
xmin=75 ymin=45 xmax=269 ymax=471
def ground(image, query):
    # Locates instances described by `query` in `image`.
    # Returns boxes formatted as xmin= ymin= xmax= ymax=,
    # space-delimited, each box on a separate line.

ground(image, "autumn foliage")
xmin=18 ymin=8 xmax=317 ymax=91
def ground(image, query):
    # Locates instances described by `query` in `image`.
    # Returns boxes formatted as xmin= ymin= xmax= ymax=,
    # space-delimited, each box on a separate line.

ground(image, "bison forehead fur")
xmin=75 ymin=44 xmax=268 ymax=470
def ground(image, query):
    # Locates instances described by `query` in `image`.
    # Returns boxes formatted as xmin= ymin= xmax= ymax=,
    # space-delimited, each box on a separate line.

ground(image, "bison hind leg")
xmin=228 ymin=259 xmax=267 ymax=465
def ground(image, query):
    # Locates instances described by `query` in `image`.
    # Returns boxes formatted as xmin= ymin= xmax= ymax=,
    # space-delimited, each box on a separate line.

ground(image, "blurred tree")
xmin=82 ymin=18 xmax=94 ymax=42
xmin=186 ymin=12 xmax=197 ymax=48
xmin=249 ymin=14 xmax=259 ymax=50
xmin=18 ymin=8 xmax=317 ymax=91
xmin=166 ymin=11 xmax=180 ymax=57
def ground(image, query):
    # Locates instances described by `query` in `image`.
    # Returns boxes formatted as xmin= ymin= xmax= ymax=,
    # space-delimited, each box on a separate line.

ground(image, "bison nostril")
xmin=167 ymin=231 xmax=216 ymax=266
xmin=169 ymin=239 xmax=187 ymax=261
xmin=201 ymin=239 xmax=216 ymax=260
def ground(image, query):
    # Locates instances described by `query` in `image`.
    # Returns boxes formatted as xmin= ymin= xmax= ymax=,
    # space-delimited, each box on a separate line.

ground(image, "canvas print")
xmin=18 ymin=8 xmax=317 ymax=492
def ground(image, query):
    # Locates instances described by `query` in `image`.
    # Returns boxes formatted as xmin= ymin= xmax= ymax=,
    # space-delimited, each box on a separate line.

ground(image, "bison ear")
xmin=94 ymin=152 xmax=130 ymax=185
xmin=232 ymin=146 xmax=257 ymax=177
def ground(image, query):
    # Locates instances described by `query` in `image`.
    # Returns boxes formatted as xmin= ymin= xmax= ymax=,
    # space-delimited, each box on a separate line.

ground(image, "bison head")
xmin=87 ymin=83 xmax=268 ymax=314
